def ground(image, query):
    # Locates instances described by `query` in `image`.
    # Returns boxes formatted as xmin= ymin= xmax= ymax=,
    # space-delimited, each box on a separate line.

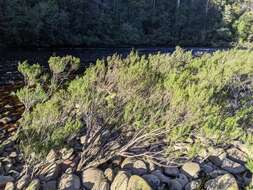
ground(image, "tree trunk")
xmin=177 ymin=0 xmax=181 ymax=9
xmin=205 ymin=0 xmax=209 ymax=16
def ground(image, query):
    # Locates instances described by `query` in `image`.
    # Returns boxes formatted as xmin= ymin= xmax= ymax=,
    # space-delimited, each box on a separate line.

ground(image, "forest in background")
xmin=0 ymin=0 xmax=253 ymax=47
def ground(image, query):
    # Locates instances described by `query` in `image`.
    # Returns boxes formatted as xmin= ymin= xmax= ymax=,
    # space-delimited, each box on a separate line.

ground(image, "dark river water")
xmin=0 ymin=47 xmax=220 ymax=85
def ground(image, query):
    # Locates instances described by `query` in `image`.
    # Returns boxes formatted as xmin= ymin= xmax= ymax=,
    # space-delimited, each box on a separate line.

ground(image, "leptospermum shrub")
xmin=16 ymin=48 xmax=253 ymax=161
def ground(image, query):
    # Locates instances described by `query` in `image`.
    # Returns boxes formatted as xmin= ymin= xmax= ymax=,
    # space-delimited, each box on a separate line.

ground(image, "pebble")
xmin=181 ymin=162 xmax=200 ymax=178
xmin=59 ymin=174 xmax=81 ymax=190
xmin=104 ymin=168 xmax=114 ymax=182
xmin=80 ymin=136 xmax=86 ymax=144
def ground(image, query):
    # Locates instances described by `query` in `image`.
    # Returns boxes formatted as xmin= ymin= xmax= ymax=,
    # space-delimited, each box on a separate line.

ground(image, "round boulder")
xmin=127 ymin=175 xmax=152 ymax=190
xmin=181 ymin=162 xmax=200 ymax=178
xmin=82 ymin=168 xmax=105 ymax=189
xmin=205 ymin=174 xmax=239 ymax=190
xmin=111 ymin=171 xmax=129 ymax=190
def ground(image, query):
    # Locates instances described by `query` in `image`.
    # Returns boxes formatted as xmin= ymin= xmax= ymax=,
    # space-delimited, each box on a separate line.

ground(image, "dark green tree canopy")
xmin=0 ymin=0 xmax=252 ymax=47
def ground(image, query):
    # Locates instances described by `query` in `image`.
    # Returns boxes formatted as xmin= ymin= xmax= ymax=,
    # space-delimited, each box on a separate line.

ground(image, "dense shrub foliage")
xmin=0 ymin=0 xmax=252 ymax=47
xmin=16 ymin=48 xmax=253 ymax=162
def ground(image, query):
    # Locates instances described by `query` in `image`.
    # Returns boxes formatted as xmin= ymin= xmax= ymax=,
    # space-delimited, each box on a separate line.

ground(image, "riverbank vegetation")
xmin=0 ymin=0 xmax=252 ymax=47
xmin=15 ymin=48 xmax=253 ymax=167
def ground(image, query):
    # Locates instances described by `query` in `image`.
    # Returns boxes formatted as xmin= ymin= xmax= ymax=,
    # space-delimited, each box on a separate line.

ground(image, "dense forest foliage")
xmin=0 ymin=0 xmax=253 ymax=47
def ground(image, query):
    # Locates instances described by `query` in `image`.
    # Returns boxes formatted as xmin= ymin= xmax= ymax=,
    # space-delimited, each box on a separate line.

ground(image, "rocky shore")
xmin=0 ymin=131 xmax=252 ymax=190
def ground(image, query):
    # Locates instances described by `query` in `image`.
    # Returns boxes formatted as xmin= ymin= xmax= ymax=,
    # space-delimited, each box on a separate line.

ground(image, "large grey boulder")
xmin=82 ymin=168 xmax=105 ymax=189
xmin=205 ymin=174 xmax=239 ymax=190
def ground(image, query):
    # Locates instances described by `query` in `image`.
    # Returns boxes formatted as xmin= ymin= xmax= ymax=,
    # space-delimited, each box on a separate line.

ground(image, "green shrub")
xmin=16 ymin=48 xmax=253 ymax=162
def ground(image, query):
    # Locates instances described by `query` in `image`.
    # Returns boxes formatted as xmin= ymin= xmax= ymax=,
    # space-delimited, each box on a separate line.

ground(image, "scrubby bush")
xmin=16 ymin=48 xmax=253 ymax=166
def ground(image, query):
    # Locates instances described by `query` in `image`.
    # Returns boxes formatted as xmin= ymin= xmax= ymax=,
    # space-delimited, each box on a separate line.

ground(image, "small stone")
xmin=221 ymin=158 xmax=245 ymax=174
xmin=176 ymin=173 xmax=189 ymax=187
xmin=25 ymin=179 xmax=40 ymax=190
xmin=59 ymin=174 xmax=81 ymax=190
xmin=151 ymin=170 xmax=171 ymax=184
xmin=185 ymin=180 xmax=202 ymax=190
xmin=39 ymin=163 xmax=59 ymax=181
xmin=80 ymin=136 xmax=86 ymax=144
xmin=61 ymin=148 xmax=74 ymax=160
xmin=112 ymin=157 xmax=122 ymax=166
xmin=142 ymin=174 xmax=160 ymax=188
xmin=205 ymin=174 xmax=239 ymax=190
xmin=92 ymin=180 xmax=110 ymax=190
xmin=127 ymin=175 xmax=152 ymax=190
xmin=42 ymin=180 xmax=57 ymax=190
xmin=46 ymin=150 xmax=57 ymax=163
xmin=164 ymin=166 xmax=179 ymax=177
xmin=132 ymin=160 xmax=148 ymax=175
xmin=16 ymin=174 xmax=30 ymax=189
xmin=111 ymin=171 xmax=129 ymax=190
xmin=201 ymin=162 xmax=216 ymax=174
xmin=181 ymin=162 xmax=200 ymax=178
xmin=0 ymin=176 xmax=14 ymax=187
xmin=104 ymin=168 xmax=114 ymax=182
xmin=121 ymin=158 xmax=136 ymax=170
xmin=82 ymin=168 xmax=105 ymax=189
xmin=9 ymin=152 xmax=17 ymax=159
xmin=169 ymin=179 xmax=183 ymax=190
xmin=4 ymin=182 xmax=15 ymax=190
